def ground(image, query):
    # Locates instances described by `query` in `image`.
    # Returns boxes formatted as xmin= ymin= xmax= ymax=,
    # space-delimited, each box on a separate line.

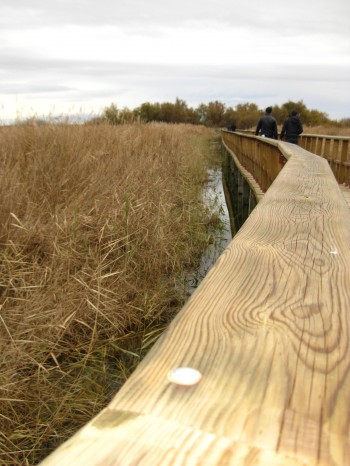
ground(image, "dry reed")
xmin=0 ymin=122 xmax=219 ymax=465
xmin=302 ymin=126 xmax=350 ymax=137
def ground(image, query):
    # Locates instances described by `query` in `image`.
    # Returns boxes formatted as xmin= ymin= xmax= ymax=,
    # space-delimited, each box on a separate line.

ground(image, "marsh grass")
xmin=302 ymin=126 xmax=350 ymax=137
xmin=0 ymin=122 xmax=219 ymax=465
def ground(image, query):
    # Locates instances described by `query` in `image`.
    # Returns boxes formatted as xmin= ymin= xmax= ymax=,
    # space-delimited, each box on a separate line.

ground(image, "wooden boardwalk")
xmin=286 ymin=139 xmax=350 ymax=209
xmin=283 ymin=140 xmax=350 ymax=208
xmin=40 ymin=132 xmax=350 ymax=466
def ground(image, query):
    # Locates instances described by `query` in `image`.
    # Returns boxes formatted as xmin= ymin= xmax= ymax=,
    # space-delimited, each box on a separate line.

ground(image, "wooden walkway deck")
xmin=285 ymin=139 xmax=350 ymax=208
xmin=283 ymin=140 xmax=350 ymax=208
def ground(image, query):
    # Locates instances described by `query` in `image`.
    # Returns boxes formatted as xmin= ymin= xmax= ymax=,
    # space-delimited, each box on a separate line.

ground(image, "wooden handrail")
xmin=40 ymin=132 xmax=350 ymax=465
xmin=232 ymin=129 xmax=350 ymax=185
xmin=298 ymin=134 xmax=350 ymax=185
xmin=222 ymin=130 xmax=286 ymax=191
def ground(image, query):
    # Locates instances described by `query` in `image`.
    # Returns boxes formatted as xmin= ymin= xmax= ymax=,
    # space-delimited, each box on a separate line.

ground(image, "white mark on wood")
xmin=167 ymin=367 xmax=202 ymax=386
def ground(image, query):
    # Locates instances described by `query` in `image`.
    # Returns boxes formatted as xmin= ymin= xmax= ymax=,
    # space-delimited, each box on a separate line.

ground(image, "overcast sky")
xmin=1 ymin=0 xmax=349 ymax=121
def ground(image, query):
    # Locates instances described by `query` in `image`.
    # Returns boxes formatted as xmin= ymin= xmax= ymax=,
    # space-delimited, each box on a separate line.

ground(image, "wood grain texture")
xmin=339 ymin=185 xmax=350 ymax=209
xmin=40 ymin=142 xmax=350 ymax=465
xmin=222 ymin=139 xmax=264 ymax=202
xmin=222 ymin=131 xmax=285 ymax=192
xmin=298 ymin=135 xmax=350 ymax=186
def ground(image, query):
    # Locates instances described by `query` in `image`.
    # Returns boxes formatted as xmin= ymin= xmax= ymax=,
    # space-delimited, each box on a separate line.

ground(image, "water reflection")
xmin=186 ymin=166 xmax=233 ymax=294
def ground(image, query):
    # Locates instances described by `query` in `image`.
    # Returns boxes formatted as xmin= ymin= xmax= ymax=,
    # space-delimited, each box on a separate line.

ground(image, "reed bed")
xmin=302 ymin=125 xmax=350 ymax=137
xmin=0 ymin=122 xmax=219 ymax=465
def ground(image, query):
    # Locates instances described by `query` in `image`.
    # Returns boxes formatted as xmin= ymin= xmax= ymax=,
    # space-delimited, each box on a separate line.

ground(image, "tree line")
xmin=95 ymin=98 xmax=349 ymax=128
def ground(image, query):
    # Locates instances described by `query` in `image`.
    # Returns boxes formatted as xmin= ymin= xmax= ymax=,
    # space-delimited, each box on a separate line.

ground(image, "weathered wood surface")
xmin=298 ymin=135 xmax=350 ymax=185
xmin=222 ymin=139 xmax=264 ymax=203
xmin=222 ymin=130 xmax=287 ymax=192
xmin=41 ymin=141 xmax=350 ymax=465
xmin=234 ymin=130 xmax=350 ymax=186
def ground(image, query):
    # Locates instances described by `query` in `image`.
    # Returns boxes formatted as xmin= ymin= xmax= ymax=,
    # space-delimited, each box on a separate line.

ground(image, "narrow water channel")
xmin=186 ymin=162 xmax=233 ymax=294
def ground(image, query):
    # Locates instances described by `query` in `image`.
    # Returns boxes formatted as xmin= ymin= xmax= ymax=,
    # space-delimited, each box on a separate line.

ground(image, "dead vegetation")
xmin=302 ymin=126 xmax=350 ymax=137
xmin=0 ymin=122 xmax=218 ymax=465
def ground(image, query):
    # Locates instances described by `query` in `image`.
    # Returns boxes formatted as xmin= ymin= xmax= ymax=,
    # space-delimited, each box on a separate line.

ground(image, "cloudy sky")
xmin=1 ymin=0 xmax=349 ymax=121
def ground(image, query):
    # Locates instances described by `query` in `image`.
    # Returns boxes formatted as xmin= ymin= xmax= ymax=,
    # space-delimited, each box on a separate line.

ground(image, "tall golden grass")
xmin=0 ymin=122 xmax=219 ymax=465
xmin=303 ymin=125 xmax=350 ymax=136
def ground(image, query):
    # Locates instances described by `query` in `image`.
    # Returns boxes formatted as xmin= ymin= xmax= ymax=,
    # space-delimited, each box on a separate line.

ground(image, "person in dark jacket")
xmin=255 ymin=106 xmax=278 ymax=139
xmin=227 ymin=122 xmax=236 ymax=132
xmin=280 ymin=110 xmax=303 ymax=144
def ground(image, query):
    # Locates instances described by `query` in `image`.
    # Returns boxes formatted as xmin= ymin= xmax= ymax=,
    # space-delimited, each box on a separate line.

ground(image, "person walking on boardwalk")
xmin=227 ymin=122 xmax=236 ymax=132
xmin=255 ymin=106 xmax=278 ymax=139
xmin=280 ymin=110 xmax=303 ymax=144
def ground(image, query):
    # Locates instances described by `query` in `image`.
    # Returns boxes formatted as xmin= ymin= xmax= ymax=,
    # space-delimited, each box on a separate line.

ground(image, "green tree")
xmin=173 ymin=98 xmax=190 ymax=122
xmin=234 ymin=103 xmax=261 ymax=129
xmin=159 ymin=102 xmax=175 ymax=122
xmin=269 ymin=104 xmax=285 ymax=125
xmin=204 ymin=101 xmax=226 ymax=126
xmin=196 ymin=103 xmax=208 ymax=124
xmin=281 ymin=101 xmax=308 ymax=120
xmin=158 ymin=98 xmax=195 ymax=123
xmin=97 ymin=98 xmax=340 ymax=128
xmin=222 ymin=106 xmax=237 ymax=128
xmin=102 ymin=103 xmax=120 ymax=125
xmin=138 ymin=102 xmax=161 ymax=122
xmin=118 ymin=107 xmax=135 ymax=124
xmin=304 ymin=109 xmax=329 ymax=126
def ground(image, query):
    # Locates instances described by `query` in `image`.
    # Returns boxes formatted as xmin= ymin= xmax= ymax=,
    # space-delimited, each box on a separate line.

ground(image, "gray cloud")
xmin=1 ymin=53 xmax=349 ymax=83
xmin=0 ymin=1 xmax=256 ymax=28
xmin=2 ymin=58 xmax=349 ymax=117
xmin=1 ymin=0 xmax=349 ymax=37
xmin=0 ymin=1 xmax=349 ymax=120
xmin=0 ymin=81 xmax=76 ymax=95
